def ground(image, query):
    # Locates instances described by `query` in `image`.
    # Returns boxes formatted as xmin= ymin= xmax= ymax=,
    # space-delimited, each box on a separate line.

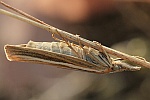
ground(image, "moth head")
xmin=111 ymin=60 xmax=141 ymax=72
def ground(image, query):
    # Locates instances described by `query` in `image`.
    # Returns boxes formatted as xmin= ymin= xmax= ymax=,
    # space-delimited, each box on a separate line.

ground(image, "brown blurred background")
xmin=0 ymin=0 xmax=150 ymax=100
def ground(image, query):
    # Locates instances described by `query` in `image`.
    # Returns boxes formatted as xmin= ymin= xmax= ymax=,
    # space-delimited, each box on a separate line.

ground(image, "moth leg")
xmin=93 ymin=41 xmax=113 ymax=67
xmin=75 ymin=36 xmax=112 ymax=68
xmin=75 ymin=35 xmax=95 ymax=60
xmin=86 ymin=47 xmax=108 ymax=67
xmin=52 ymin=33 xmax=63 ymax=42
xmin=113 ymin=58 xmax=123 ymax=61
xmin=53 ymin=29 xmax=81 ymax=58
xmin=75 ymin=34 xmax=85 ymax=59
xmin=76 ymin=35 xmax=83 ymax=48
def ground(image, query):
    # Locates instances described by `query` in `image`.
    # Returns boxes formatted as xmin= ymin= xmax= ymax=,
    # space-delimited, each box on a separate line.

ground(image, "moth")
xmin=0 ymin=1 xmax=145 ymax=74
xmin=4 ymin=41 xmax=140 ymax=74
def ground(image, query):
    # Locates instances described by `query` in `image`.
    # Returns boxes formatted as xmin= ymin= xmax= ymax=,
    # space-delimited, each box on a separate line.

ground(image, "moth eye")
xmin=112 ymin=64 xmax=122 ymax=71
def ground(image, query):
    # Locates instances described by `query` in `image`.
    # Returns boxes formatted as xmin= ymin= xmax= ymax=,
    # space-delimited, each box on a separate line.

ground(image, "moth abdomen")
xmin=27 ymin=41 xmax=83 ymax=57
xmin=26 ymin=41 xmax=110 ymax=67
